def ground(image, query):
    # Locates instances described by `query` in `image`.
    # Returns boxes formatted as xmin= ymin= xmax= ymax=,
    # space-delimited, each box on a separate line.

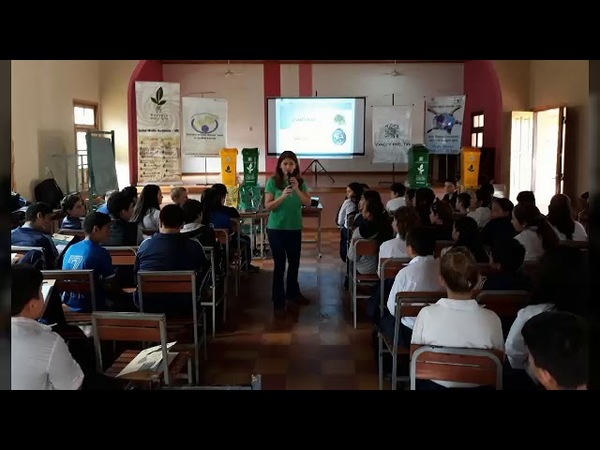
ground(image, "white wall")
xmin=163 ymin=63 xmax=266 ymax=174
xmin=11 ymin=60 xmax=100 ymax=198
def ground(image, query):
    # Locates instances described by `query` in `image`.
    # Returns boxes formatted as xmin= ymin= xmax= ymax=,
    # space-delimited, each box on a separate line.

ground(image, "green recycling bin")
xmin=407 ymin=144 xmax=430 ymax=189
xmin=242 ymin=148 xmax=259 ymax=186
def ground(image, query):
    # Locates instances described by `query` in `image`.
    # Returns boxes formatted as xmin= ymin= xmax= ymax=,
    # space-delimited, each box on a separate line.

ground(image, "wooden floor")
xmin=201 ymin=230 xmax=379 ymax=390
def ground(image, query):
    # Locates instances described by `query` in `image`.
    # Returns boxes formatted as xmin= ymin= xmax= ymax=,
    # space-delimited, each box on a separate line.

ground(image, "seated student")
xmin=11 ymin=264 xmax=84 ymax=390
xmin=337 ymin=182 xmax=364 ymax=263
xmin=455 ymin=192 xmax=471 ymax=215
xmin=512 ymin=202 xmax=559 ymax=261
xmin=414 ymin=187 xmax=436 ymax=226
xmin=547 ymin=193 xmax=588 ymax=241
xmin=133 ymin=184 xmax=163 ymax=232
xmin=62 ymin=212 xmax=117 ymax=312
xmin=378 ymin=206 xmax=421 ymax=268
xmin=347 ymin=190 xmax=394 ymax=275
xmin=60 ymin=194 xmax=86 ymax=230
xmin=386 ymin=182 xmax=406 ymax=213
xmin=442 ymin=216 xmax=489 ymax=263
xmin=504 ymin=245 xmax=588 ymax=387
xmin=480 ymin=197 xmax=516 ymax=247
xmin=467 ymin=188 xmax=492 ymax=228
xmin=521 ymin=311 xmax=588 ymax=390
xmin=411 ymin=246 xmax=505 ymax=389
xmin=482 ymin=238 xmax=531 ymax=291
xmin=134 ymin=204 xmax=208 ymax=316
xmin=204 ymin=184 xmax=259 ymax=273
xmin=405 ymin=188 xmax=416 ymax=208
xmin=429 ymin=200 xmax=454 ymax=241
xmin=377 ymin=227 xmax=443 ymax=339
xmin=181 ymin=198 xmax=217 ymax=248
xmin=104 ymin=190 xmax=142 ymax=247
xmin=170 ymin=186 xmax=189 ymax=206
xmin=11 ymin=202 xmax=59 ymax=269
xmin=96 ymin=189 xmax=118 ymax=215
xmin=441 ymin=179 xmax=458 ymax=209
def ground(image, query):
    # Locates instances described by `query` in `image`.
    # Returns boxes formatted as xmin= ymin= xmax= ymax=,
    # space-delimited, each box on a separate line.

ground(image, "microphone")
xmin=287 ymin=172 xmax=292 ymax=186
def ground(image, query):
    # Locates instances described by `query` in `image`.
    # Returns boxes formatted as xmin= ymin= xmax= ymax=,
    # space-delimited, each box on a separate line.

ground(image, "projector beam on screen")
xmin=267 ymin=97 xmax=366 ymax=159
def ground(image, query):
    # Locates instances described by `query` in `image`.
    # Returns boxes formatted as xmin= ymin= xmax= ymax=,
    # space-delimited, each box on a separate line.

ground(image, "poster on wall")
xmin=182 ymin=97 xmax=227 ymax=157
xmin=424 ymin=95 xmax=466 ymax=155
xmin=372 ymin=105 xmax=412 ymax=164
xmin=135 ymin=81 xmax=182 ymax=183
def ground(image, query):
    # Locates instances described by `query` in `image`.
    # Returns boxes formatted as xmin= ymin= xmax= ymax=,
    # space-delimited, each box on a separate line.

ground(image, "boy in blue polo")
xmin=11 ymin=202 xmax=59 ymax=269
xmin=60 ymin=194 xmax=86 ymax=230
xmin=62 ymin=212 xmax=115 ymax=312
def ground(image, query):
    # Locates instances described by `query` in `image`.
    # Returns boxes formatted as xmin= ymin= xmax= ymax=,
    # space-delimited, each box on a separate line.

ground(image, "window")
xmin=471 ymin=112 xmax=484 ymax=148
xmin=73 ymin=101 xmax=98 ymax=191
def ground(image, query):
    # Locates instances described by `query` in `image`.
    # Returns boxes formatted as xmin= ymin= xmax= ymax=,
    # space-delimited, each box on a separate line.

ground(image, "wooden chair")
xmin=381 ymin=291 xmax=445 ymax=390
xmin=434 ymin=240 xmax=454 ymax=258
xmin=41 ymin=269 xmax=96 ymax=326
xmin=200 ymin=244 xmax=227 ymax=337
xmin=106 ymin=246 xmax=138 ymax=266
xmin=409 ymin=345 xmax=504 ymax=390
xmin=350 ymin=239 xmax=379 ymax=329
xmin=136 ymin=270 xmax=208 ymax=384
xmin=476 ymin=290 xmax=530 ymax=320
xmin=91 ymin=312 xmax=192 ymax=388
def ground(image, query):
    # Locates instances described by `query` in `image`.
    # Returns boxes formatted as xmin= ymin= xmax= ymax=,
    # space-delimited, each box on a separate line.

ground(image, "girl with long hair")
xmin=264 ymin=151 xmax=312 ymax=318
xmin=132 ymin=184 xmax=163 ymax=232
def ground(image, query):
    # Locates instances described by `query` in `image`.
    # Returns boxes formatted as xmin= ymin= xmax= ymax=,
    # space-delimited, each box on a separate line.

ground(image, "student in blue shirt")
xmin=11 ymin=202 xmax=59 ymax=269
xmin=96 ymin=189 xmax=118 ymax=215
xmin=134 ymin=204 xmax=208 ymax=316
xmin=62 ymin=212 xmax=116 ymax=312
xmin=60 ymin=194 xmax=86 ymax=230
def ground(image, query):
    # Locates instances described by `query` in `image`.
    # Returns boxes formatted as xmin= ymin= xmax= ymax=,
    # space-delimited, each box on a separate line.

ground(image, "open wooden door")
xmin=510 ymin=107 xmax=567 ymax=214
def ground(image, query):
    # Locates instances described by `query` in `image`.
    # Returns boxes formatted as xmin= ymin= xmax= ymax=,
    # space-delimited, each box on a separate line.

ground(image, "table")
xmin=239 ymin=204 xmax=323 ymax=259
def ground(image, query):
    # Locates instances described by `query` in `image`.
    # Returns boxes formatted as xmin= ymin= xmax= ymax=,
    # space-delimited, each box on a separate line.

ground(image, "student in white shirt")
xmin=504 ymin=245 xmax=587 ymax=388
xmin=455 ymin=192 xmax=471 ymax=215
xmin=467 ymin=188 xmax=492 ymax=228
xmin=521 ymin=311 xmax=588 ymax=390
xmin=377 ymin=227 xmax=443 ymax=341
xmin=11 ymin=264 xmax=84 ymax=390
xmin=512 ymin=202 xmax=559 ymax=262
xmin=411 ymin=246 xmax=504 ymax=389
xmin=547 ymin=193 xmax=588 ymax=241
xmin=385 ymin=182 xmax=406 ymax=213
xmin=133 ymin=184 xmax=163 ymax=232
xmin=378 ymin=206 xmax=421 ymax=273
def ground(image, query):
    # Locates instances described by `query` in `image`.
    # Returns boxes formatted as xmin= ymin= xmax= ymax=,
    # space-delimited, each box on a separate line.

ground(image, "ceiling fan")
xmin=224 ymin=60 xmax=243 ymax=77
xmin=383 ymin=60 xmax=403 ymax=77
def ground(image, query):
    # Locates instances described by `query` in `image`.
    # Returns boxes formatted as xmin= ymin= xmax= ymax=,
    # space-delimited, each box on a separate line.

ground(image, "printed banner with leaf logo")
xmin=424 ymin=95 xmax=466 ymax=155
xmin=220 ymin=148 xmax=239 ymax=187
xmin=182 ymin=97 xmax=228 ymax=157
xmin=372 ymin=105 xmax=412 ymax=165
xmin=135 ymin=82 xmax=182 ymax=183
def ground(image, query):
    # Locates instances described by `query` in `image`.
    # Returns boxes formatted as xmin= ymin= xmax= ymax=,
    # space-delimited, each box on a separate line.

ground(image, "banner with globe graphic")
xmin=372 ymin=105 xmax=413 ymax=164
xmin=424 ymin=95 xmax=466 ymax=155
xmin=182 ymin=97 xmax=228 ymax=157
xmin=135 ymin=81 xmax=182 ymax=183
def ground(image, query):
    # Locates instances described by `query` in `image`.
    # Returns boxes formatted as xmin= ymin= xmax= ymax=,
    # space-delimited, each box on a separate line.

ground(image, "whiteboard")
xmin=89 ymin=135 xmax=119 ymax=197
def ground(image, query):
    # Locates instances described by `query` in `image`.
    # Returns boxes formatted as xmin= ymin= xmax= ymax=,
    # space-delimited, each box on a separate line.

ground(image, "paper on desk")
xmin=116 ymin=342 xmax=177 ymax=378
xmin=41 ymin=279 xmax=56 ymax=302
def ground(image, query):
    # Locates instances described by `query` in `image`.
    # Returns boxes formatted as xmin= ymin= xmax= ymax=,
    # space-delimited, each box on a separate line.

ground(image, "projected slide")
xmin=268 ymin=97 xmax=365 ymax=157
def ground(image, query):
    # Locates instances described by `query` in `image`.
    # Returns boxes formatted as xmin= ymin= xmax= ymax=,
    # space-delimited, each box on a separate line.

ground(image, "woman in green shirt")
xmin=264 ymin=151 xmax=312 ymax=317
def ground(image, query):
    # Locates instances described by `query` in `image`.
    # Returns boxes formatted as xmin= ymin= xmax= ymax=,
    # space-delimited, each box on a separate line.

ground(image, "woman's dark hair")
xmin=390 ymin=182 xmax=406 ymax=197
xmin=517 ymin=190 xmax=536 ymax=206
xmin=107 ymin=191 xmax=133 ymax=218
xmin=273 ymin=150 xmax=305 ymax=190
xmin=453 ymin=216 xmax=489 ymax=263
xmin=60 ymin=193 xmax=81 ymax=214
xmin=493 ymin=197 xmax=514 ymax=214
xmin=359 ymin=190 xmax=393 ymax=245
xmin=133 ymin=184 xmax=161 ymax=224
xmin=347 ymin=182 xmax=364 ymax=205
xmin=415 ymin=187 xmax=436 ymax=210
xmin=513 ymin=203 xmax=559 ymax=251
xmin=212 ymin=183 xmax=228 ymax=199
xmin=457 ymin=192 xmax=471 ymax=210
xmin=181 ymin=198 xmax=203 ymax=225
xmin=547 ymin=194 xmax=576 ymax=240
xmin=121 ymin=186 xmax=138 ymax=203
xmin=431 ymin=201 xmax=454 ymax=226
xmin=475 ymin=188 xmax=492 ymax=208
xmin=394 ymin=206 xmax=420 ymax=240
xmin=530 ymin=246 xmax=588 ymax=315
xmin=406 ymin=188 xmax=417 ymax=202
xmin=201 ymin=187 xmax=223 ymax=226
xmin=440 ymin=246 xmax=480 ymax=294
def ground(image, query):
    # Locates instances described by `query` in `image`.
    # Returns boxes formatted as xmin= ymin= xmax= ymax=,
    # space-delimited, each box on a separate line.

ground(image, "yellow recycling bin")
xmin=461 ymin=147 xmax=481 ymax=190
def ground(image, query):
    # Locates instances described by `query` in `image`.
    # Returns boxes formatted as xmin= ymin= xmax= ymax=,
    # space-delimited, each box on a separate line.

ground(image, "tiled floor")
xmin=200 ymin=230 xmax=381 ymax=390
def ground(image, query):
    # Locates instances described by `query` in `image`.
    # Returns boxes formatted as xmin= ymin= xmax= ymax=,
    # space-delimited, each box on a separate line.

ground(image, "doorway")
xmin=509 ymin=106 xmax=566 ymax=215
